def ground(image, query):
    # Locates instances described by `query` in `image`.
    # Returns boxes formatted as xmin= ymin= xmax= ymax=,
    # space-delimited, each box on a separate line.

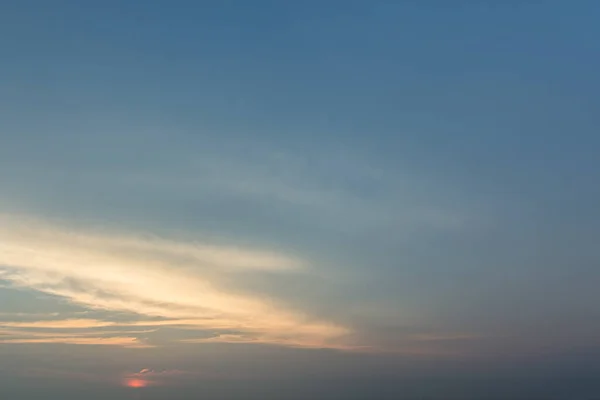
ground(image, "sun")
xmin=125 ymin=378 xmax=148 ymax=388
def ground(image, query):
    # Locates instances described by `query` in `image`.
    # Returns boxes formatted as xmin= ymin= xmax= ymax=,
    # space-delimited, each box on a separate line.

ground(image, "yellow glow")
xmin=0 ymin=214 xmax=350 ymax=349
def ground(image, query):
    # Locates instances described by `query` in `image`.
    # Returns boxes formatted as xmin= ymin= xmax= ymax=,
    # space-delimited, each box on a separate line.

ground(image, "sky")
xmin=1 ymin=1 xmax=599 ymax=399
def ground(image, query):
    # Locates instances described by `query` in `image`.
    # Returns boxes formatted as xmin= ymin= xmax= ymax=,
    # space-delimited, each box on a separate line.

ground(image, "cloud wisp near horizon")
xmin=0 ymin=205 xmax=490 ymax=357
xmin=0 ymin=213 xmax=356 ymax=351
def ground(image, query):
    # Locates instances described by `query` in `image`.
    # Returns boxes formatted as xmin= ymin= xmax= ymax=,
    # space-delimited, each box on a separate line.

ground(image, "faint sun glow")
xmin=125 ymin=378 xmax=148 ymax=388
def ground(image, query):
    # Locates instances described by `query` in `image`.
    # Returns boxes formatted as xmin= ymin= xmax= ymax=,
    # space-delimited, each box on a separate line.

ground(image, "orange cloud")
xmin=0 ymin=336 xmax=149 ymax=347
xmin=0 ymin=319 xmax=115 ymax=329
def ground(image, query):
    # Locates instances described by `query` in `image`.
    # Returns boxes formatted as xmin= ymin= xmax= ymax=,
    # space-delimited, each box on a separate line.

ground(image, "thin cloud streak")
xmin=0 ymin=320 xmax=157 ymax=348
xmin=0 ymin=214 xmax=350 ymax=349
xmin=180 ymin=333 xmax=368 ymax=351
xmin=0 ymin=319 xmax=117 ymax=329
xmin=123 ymin=368 xmax=207 ymax=386
xmin=0 ymin=337 xmax=149 ymax=347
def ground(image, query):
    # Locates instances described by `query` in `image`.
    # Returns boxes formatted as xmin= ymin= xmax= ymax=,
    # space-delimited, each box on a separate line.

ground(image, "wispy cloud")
xmin=0 ymin=319 xmax=117 ymax=329
xmin=121 ymin=150 xmax=472 ymax=235
xmin=0 ymin=214 xmax=350 ymax=349
xmin=123 ymin=368 xmax=207 ymax=386
xmin=0 ymin=336 xmax=149 ymax=347
xmin=0 ymin=318 xmax=156 ymax=348
xmin=405 ymin=333 xmax=480 ymax=342
xmin=180 ymin=333 xmax=368 ymax=351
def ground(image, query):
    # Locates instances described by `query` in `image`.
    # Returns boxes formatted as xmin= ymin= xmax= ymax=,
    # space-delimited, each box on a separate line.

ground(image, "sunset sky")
xmin=1 ymin=1 xmax=600 ymax=399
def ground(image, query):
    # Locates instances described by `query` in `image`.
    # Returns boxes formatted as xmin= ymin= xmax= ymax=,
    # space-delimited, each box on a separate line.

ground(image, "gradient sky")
xmin=1 ymin=1 xmax=600 ymax=399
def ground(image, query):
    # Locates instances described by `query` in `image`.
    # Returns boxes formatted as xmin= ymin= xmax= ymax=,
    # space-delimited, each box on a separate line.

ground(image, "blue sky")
xmin=1 ymin=1 xmax=600 ymax=399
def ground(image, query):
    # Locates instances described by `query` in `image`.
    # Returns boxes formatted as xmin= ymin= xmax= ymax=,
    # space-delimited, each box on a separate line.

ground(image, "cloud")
xmin=406 ymin=333 xmax=480 ymax=342
xmin=0 ymin=214 xmax=485 ymax=356
xmin=18 ymin=367 xmax=122 ymax=385
xmin=0 ymin=214 xmax=350 ymax=349
xmin=180 ymin=333 xmax=367 ymax=351
xmin=124 ymin=150 xmax=471 ymax=235
xmin=123 ymin=368 xmax=208 ymax=387
xmin=0 ymin=319 xmax=116 ymax=329
xmin=0 ymin=318 xmax=157 ymax=348
xmin=0 ymin=336 xmax=149 ymax=347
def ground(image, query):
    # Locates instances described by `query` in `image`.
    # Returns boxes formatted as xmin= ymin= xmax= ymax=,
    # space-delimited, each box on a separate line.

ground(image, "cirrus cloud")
xmin=0 ymin=213 xmax=350 ymax=350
